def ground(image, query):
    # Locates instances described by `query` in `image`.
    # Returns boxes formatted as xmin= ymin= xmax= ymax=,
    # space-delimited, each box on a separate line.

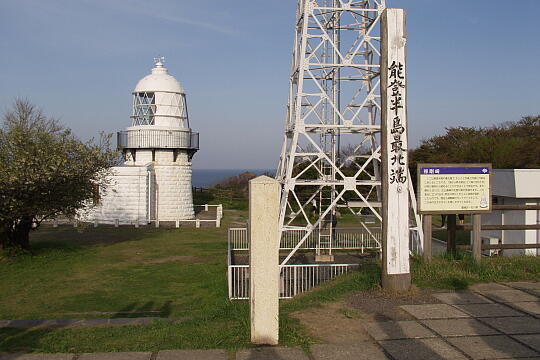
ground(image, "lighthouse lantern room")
xmin=87 ymin=58 xmax=199 ymax=224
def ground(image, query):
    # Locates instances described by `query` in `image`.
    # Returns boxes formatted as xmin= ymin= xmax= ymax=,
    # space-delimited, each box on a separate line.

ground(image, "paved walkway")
xmin=1 ymin=282 xmax=539 ymax=359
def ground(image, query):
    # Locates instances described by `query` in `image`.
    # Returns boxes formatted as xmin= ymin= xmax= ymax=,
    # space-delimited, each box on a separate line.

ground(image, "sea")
xmin=192 ymin=169 xmax=276 ymax=188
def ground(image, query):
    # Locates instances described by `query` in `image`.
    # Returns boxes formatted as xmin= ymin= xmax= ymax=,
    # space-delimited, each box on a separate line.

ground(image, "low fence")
xmin=227 ymin=226 xmax=373 ymax=300
xmin=229 ymin=228 xmax=249 ymax=249
xmin=228 ymin=263 xmax=359 ymax=300
xmin=48 ymin=204 xmax=223 ymax=228
xmin=228 ymin=227 xmax=381 ymax=252
xmin=183 ymin=204 xmax=223 ymax=228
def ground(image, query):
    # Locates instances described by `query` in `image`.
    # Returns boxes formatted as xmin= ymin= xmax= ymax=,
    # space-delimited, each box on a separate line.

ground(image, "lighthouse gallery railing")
xmin=117 ymin=129 xmax=199 ymax=150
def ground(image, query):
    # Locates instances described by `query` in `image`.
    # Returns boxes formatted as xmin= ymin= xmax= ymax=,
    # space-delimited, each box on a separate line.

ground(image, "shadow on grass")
xmin=0 ymin=303 xmax=252 ymax=353
xmin=111 ymin=301 xmax=173 ymax=318
xmin=26 ymin=227 xmax=161 ymax=256
xmin=0 ymin=327 xmax=51 ymax=355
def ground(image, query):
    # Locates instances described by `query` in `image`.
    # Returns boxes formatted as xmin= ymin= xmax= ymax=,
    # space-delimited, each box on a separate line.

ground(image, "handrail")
xmin=117 ymin=129 xmax=199 ymax=150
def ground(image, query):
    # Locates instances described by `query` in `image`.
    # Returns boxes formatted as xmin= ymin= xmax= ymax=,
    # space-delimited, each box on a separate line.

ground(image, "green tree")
xmin=410 ymin=116 xmax=540 ymax=171
xmin=0 ymin=99 xmax=117 ymax=252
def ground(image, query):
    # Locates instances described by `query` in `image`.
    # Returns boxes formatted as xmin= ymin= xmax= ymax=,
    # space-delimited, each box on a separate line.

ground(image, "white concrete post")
xmin=155 ymin=220 xmax=160 ymax=228
xmin=249 ymin=175 xmax=280 ymax=345
xmin=216 ymin=218 xmax=221 ymax=228
xmin=115 ymin=219 xmax=119 ymax=228
xmin=175 ymin=219 xmax=180 ymax=228
xmin=53 ymin=219 xmax=58 ymax=228
xmin=135 ymin=219 xmax=139 ymax=228
xmin=196 ymin=219 xmax=201 ymax=228
xmin=205 ymin=204 xmax=209 ymax=212
xmin=381 ymin=8 xmax=411 ymax=292
xmin=73 ymin=219 xmax=78 ymax=228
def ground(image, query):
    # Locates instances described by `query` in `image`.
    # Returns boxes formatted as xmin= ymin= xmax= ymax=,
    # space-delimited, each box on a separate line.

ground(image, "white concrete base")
xmin=83 ymin=156 xmax=195 ymax=223
xmin=154 ymin=164 xmax=194 ymax=220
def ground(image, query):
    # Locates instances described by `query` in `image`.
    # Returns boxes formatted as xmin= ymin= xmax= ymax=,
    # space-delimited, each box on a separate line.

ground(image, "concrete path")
xmin=1 ymin=282 xmax=540 ymax=359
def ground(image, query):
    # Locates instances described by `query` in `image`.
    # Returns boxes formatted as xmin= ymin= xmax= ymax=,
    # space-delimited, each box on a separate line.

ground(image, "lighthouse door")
xmin=146 ymin=168 xmax=157 ymax=223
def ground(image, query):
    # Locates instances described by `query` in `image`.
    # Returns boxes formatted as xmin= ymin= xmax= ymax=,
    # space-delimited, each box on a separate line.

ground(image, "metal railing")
xmin=228 ymin=263 xmax=359 ymax=300
xmin=228 ymin=227 xmax=381 ymax=252
xmin=117 ymin=129 xmax=199 ymax=150
xmin=227 ymin=226 xmax=379 ymax=300
xmin=229 ymin=228 xmax=249 ymax=250
xmin=184 ymin=204 xmax=223 ymax=228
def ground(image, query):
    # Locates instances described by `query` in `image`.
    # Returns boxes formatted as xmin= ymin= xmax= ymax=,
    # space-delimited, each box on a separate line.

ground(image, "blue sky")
xmin=1 ymin=0 xmax=539 ymax=169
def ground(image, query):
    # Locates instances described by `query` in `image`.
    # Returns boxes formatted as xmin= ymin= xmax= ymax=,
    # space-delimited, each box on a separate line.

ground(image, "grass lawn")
xmin=0 ymin=211 xmax=255 ymax=353
xmin=1 ymin=208 xmax=539 ymax=353
xmin=0 ymin=226 xmax=229 ymax=321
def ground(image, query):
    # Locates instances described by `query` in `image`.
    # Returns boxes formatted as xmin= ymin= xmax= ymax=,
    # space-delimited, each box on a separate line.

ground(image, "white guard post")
xmin=249 ymin=176 xmax=280 ymax=345
xmin=381 ymin=8 xmax=411 ymax=292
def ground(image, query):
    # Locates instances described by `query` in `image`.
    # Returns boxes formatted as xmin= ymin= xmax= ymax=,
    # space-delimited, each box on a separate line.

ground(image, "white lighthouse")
xmin=86 ymin=58 xmax=199 ymax=224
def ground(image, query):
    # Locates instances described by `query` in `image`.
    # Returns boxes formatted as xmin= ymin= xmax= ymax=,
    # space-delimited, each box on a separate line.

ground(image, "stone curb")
xmin=0 ymin=317 xmax=189 ymax=329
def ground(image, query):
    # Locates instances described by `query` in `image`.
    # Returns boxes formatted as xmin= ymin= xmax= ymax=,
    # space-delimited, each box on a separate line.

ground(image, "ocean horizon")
xmin=192 ymin=169 xmax=276 ymax=188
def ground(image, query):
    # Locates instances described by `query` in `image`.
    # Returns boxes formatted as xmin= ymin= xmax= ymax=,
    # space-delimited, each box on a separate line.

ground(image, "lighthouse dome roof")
xmin=133 ymin=59 xmax=184 ymax=94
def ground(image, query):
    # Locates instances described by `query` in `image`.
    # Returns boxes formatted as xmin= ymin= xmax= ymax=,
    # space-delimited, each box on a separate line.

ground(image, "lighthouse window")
xmin=133 ymin=92 xmax=156 ymax=126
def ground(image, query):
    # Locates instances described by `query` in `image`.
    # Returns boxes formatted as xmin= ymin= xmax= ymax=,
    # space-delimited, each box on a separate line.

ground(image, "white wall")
xmin=82 ymin=148 xmax=195 ymax=223
xmin=154 ymin=164 xmax=194 ymax=220
xmin=135 ymin=150 xmax=153 ymax=165
xmin=493 ymin=169 xmax=540 ymax=198
xmin=83 ymin=166 xmax=150 ymax=224
xmin=155 ymin=149 xmax=174 ymax=163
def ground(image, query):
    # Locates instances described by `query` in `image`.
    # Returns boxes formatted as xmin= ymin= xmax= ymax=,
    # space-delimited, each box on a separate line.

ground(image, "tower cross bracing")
xmin=277 ymin=0 xmax=422 ymax=266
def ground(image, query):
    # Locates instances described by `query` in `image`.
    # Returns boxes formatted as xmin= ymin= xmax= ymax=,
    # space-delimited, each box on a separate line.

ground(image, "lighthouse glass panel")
xmin=133 ymin=92 xmax=156 ymax=126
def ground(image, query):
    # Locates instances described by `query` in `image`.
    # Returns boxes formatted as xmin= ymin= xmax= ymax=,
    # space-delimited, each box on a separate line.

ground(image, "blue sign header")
xmin=420 ymin=167 xmax=490 ymax=175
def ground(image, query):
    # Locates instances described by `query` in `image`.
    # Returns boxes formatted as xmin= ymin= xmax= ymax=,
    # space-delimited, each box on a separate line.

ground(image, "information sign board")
xmin=417 ymin=163 xmax=492 ymax=214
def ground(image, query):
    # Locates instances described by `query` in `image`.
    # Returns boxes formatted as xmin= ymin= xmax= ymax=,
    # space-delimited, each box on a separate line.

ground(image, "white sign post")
xmin=381 ymin=8 xmax=411 ymax=292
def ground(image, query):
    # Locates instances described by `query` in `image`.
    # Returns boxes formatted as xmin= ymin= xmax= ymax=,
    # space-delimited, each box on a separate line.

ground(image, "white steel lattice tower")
xmin=118 ymin=58 xmax=199 ymax=221
xmin=277 ymin=0 xmax=423 ymax=265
